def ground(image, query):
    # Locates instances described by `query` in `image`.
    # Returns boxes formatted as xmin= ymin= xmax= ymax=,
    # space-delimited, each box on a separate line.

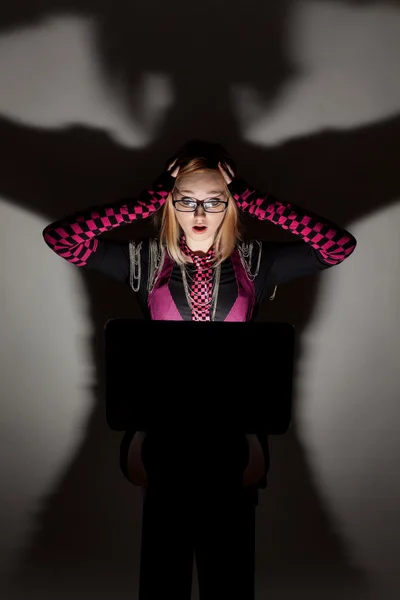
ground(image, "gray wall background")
xmin=1 ymin=1 xmax=399 ymax=598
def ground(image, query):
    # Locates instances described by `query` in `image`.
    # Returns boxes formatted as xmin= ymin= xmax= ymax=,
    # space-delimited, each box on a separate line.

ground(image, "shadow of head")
xmin=165 ymin=138 xmax=237 ymax=173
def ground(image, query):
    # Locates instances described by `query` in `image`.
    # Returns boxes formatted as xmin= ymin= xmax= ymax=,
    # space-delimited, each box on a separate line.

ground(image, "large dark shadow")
xmin=1 ymin=1 xmax=399 ymax=598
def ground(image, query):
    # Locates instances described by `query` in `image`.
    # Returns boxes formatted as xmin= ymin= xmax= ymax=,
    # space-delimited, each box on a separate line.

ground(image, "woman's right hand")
xmin=153 ymin=158 xmax=180 ymax=191
xmin=167 ymin=158 xmax=180 ymax=178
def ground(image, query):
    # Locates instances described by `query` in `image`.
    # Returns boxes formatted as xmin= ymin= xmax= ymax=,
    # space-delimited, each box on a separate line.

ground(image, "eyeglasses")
xmin=172 ymin=197 xmax=228 ymax=213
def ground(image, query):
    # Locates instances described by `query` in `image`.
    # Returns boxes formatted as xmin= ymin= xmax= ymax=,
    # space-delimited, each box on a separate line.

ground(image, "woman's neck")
xmin=183 ymin=235 xmax=215 ymax=255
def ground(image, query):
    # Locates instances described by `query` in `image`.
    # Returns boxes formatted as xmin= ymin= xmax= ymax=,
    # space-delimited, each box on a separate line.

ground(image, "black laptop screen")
xmin=104 ymin=319 xmax=294 ymax=435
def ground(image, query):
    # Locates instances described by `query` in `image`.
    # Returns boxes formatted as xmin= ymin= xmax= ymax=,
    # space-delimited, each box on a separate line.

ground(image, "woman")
xmin=42 ymin=139 xmax=357 ymax=496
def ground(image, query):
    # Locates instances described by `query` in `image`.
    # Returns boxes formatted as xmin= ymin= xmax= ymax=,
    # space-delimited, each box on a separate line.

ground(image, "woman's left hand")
xmin=218 ymin=161 xmax=235 ymax=185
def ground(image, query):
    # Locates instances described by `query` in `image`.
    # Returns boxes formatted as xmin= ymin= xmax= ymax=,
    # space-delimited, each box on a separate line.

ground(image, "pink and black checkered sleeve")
xmin=42 ymin=173 xmax=174 ymax=267
xmin=229 ymin=179 xmax=357 ymax=266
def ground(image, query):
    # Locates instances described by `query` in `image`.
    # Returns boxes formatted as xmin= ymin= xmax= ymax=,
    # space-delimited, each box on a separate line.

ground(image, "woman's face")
xmin=173 ymin=171 xmax=228 ymax=251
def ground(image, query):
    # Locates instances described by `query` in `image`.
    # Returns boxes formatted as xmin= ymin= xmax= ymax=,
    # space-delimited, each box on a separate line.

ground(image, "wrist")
xmin=153 ymin=171 xmax=176 ymax=193
xmin=227 ymin=177 xmax=250 ymax=197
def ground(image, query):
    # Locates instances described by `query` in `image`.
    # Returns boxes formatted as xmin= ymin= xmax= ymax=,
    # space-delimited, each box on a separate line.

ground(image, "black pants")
xmin=137 ymin=431 xmax=259 ymax=600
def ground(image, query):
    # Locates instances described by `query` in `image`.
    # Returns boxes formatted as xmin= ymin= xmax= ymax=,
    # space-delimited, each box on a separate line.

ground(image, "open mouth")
xmin=192 ymin=225 xmax=208 ymax=234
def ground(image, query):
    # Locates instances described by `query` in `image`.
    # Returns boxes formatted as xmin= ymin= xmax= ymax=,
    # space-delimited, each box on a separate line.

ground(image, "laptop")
xmin=104 ymin=319 xmax=294 ymax=435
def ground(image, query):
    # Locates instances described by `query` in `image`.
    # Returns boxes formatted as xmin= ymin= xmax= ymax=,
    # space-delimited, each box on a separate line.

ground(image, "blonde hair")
xmin=153 ymin=158 xmax=243 ymax=266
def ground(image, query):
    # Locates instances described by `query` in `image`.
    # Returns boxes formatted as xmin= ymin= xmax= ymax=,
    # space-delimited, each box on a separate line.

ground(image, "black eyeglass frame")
xmin=172 ymin=197 xmax=229 ymax=213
